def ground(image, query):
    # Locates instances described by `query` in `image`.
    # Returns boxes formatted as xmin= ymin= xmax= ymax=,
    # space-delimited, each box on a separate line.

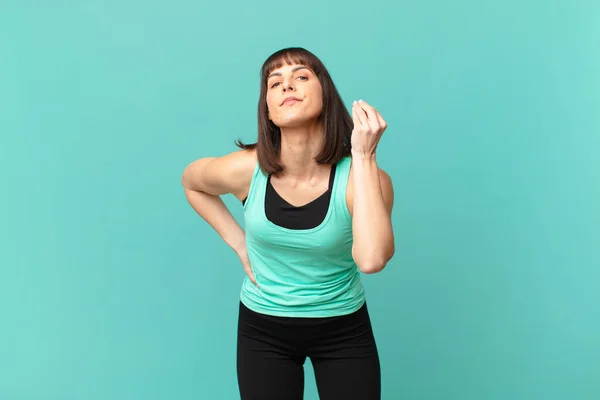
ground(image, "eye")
xmin=297 ymin=76 xmax=308 ymax=81
xmin=270 ymin=82 xmax=281 ymax=88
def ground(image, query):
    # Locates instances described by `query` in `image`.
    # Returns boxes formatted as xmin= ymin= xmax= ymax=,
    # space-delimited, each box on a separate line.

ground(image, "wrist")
xmin=230 ymin=235 xmax=247 ymax=254
xmin=351 ymin=149 xmax=377 ymax=161
xmin=351 ymin=151 xmax=379 ymax=170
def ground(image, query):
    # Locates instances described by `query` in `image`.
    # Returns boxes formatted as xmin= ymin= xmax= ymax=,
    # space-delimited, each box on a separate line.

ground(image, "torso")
xmin=238 ymin=151 xmax=363 ymax=317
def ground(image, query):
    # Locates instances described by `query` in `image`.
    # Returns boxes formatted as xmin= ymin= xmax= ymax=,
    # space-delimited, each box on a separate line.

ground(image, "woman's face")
xmin=265 ymin=63 xmax=323 ymax=128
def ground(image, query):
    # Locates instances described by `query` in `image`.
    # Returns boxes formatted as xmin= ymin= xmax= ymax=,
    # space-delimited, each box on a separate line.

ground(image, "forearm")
xmin=184 ymin=188 xmax=246 ymax=253
xmin=351 ymin=153 xmax=395 ymax=273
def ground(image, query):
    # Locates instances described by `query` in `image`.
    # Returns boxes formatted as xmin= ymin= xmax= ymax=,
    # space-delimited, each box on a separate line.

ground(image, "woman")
xmin=181 ymin=47 xmax=395 ymax=399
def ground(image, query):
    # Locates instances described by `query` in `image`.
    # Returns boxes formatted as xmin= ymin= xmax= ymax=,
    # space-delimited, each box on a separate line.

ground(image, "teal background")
xmin=1 ymin=0 xmax=599 ymax=399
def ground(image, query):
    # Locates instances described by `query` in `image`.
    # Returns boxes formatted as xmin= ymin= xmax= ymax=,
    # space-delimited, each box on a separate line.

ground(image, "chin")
xmin=275 ymin=118 xmax=309 ymax=129
xmin=273 ymin=112 xmax=321 ymax=129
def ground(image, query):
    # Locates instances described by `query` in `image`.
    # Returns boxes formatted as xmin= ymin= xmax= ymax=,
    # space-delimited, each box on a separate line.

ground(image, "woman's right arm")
xmin=181 ymin=149 xmax=256 ymax=255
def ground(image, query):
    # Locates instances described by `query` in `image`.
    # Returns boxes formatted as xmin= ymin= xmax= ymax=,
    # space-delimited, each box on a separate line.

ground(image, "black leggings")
xmin=236 ymin=301 xmax=381 ymax=399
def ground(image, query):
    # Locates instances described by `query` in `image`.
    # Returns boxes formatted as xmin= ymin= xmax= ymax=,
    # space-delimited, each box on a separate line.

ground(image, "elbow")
xmin=181 ymin=160 xmax=203 ymax=191
xmin=181 ymin=168 xmax=194 ymax=190
xmin=181 ymin=170 xmax=188 ymax=188
xmin=182 ymin=157 xmax=215 ymax=191
xmin=181 ymin=163 xmax=192 ymax=188
xmin=359 ymin=262 xmax=386 ymax=274
xmin=357 ymin=257 xmax=390 ymax=274
xmin=354 ymin=246 xmax=395 ymax=275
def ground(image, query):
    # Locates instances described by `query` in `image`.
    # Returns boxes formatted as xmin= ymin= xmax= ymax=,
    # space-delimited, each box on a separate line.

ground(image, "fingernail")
xmin=353 ymin=100 xmax=357 ymax=105
xmin=359 ymin=99 xmax=364 ymax=103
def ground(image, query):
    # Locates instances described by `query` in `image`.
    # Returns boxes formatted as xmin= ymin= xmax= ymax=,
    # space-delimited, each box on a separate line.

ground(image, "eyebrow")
xmin=267 ymin=66 xmax=309 ymax=79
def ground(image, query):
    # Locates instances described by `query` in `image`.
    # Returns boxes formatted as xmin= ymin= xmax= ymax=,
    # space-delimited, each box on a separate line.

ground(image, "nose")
xmin=282 ymin=78 xmax=295 ymax=92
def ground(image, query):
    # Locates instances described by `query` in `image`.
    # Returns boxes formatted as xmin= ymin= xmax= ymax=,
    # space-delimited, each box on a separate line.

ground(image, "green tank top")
xmin=239 ymin=155 xmax=366 ymax=317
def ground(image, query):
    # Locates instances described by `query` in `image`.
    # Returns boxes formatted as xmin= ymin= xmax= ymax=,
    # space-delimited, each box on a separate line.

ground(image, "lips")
xmin=281 ymin=96 xmax=302 ymax=106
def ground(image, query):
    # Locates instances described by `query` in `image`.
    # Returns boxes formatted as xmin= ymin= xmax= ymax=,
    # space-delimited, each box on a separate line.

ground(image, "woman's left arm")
xmin=350 ymin=100 xmax=395 ymax=274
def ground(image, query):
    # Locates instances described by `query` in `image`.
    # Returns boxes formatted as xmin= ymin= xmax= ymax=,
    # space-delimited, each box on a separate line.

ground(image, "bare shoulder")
xmin=209 ymin=147 xmax=257 ymax=177
xmin=182 ymin=148 xmax=257 ymax=200
xmin=346 ymin=161 xmax=394 ymax=217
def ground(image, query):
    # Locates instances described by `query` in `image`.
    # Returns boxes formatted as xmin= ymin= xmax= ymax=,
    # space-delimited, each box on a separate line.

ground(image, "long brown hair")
xmin=235 ymin=47 xmax=353 ymax=175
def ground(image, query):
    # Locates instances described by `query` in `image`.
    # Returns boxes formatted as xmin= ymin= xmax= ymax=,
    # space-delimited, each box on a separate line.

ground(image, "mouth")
xmin=281 ymin=96 xmax=302 ymax=106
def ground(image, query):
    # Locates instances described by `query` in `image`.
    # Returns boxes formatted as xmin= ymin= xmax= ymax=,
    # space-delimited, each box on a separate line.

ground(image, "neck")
xmin=278 ymin=121 xmax=325 ymax=179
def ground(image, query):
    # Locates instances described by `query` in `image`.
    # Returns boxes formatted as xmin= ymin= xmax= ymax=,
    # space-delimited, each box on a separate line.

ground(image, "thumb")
xmin=241 ymin=258 xmax=257 ymax=286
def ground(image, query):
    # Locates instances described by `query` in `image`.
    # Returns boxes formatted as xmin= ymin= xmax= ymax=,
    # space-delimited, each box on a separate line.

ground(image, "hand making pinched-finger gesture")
xmin=351 ymin=99 xmax=387 ymax=157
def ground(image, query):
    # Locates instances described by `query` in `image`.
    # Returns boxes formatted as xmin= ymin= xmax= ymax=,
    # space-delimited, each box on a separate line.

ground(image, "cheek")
xmin=309 ymin=92 xmax=323 ymax=113
xmin=265 ymin=94 xmax=278 ymax=117
xmin=309 ymin=85 xmax=323 ymax=108
xmin=265 ymin=94 xmax=275 ymax=108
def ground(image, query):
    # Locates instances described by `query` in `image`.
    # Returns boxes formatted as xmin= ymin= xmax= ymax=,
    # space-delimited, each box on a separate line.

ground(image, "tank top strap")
xmin=243 ymin=159 xmax=266 ymax=211
xmin=332 ymin=155 xmax=352 ymax=222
